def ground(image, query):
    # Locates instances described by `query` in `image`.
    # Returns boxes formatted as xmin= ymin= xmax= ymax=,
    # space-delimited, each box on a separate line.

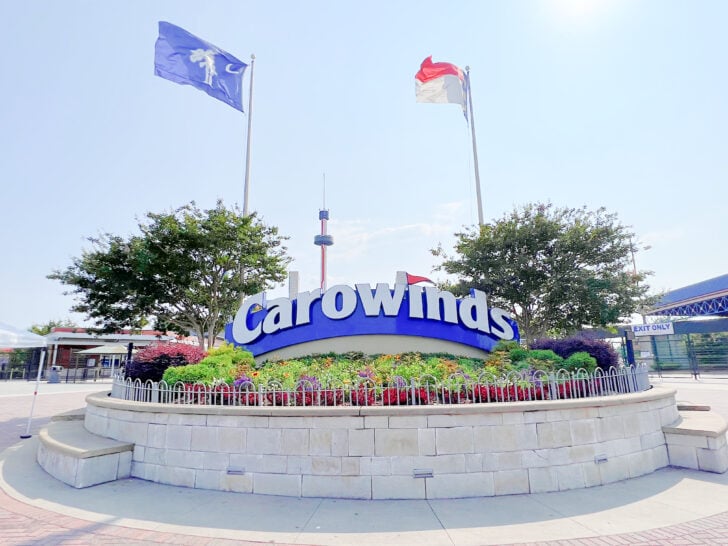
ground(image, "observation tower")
xmin=313 ymin=189 xmax=334 ymax=291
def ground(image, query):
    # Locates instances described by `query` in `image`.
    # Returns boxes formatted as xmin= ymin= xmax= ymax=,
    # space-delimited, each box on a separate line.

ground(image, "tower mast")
xmin=313 ymin=175 xmax=334 ymax=291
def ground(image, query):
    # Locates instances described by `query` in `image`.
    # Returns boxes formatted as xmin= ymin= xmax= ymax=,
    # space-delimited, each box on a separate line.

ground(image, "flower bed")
xmin=133 ymin=342 xmax=645 ymax=407
xmin=114 ymin=365 xmax=648 ymax=407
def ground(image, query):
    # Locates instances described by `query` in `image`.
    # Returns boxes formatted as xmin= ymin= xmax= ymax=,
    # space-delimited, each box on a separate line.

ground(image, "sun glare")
xmin=551 ymin=0 xmax=611 ymax=22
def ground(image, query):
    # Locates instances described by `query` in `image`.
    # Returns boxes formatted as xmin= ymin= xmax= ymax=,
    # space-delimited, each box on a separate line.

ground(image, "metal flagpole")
xmin=465 ymin=67 xmax=484 ymax=227
xmin=242 ymin=54 xmax=256 ymax=217
xmin=20 ymin=347 xmax=47 ymax=439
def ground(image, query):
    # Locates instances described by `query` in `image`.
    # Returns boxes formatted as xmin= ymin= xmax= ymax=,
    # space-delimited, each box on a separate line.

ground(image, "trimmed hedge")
xmin=531 ymin=336 xmax=618 ymax=372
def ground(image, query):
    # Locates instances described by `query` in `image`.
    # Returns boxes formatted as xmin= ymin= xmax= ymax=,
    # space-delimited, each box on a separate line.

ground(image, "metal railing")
xmin=110 ymin=364 xmax=650 ymax=407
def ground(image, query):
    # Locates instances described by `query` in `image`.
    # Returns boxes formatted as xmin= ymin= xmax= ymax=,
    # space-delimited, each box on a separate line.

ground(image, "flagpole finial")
xmin=465 ymin=65 xmax=470 ymax=72
xmin=251 ymin=53 xmax=255 ymax=60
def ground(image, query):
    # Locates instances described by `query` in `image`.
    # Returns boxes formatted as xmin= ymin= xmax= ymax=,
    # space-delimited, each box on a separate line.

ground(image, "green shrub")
xmin=563 ymin=351 xmax=597 ymax=373
xmin=163 ymin=363 xmax=217 ymax=385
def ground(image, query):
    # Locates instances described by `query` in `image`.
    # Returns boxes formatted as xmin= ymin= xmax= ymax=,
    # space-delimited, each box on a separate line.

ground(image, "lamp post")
xmin=630 ymin=240 xmax=652 ymax=326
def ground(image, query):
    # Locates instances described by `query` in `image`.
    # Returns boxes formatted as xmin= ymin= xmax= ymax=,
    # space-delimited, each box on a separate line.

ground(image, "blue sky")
xmin=1 ymin=1 xmax=726 ymax=330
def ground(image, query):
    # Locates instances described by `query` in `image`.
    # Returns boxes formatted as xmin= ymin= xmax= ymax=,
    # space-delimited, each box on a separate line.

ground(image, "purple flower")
xmin=298 ymin=375 xmax=321 ymax=391
xmin=234 ymin=375 xmax=253 ymax=388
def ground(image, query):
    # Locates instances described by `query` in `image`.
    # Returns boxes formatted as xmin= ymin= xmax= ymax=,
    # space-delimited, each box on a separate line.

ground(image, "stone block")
xmin=168 ymin=413 xmax=206 ymax=426
xmin=536 ymin=422 xmax=572 ymax=449
xmin=359 ymin=456 xmax=391 ymax=475
xmin=659 ymin=405 xmax=680 ymax=425
xmin=640 ymin=430 xmax=665 ymax=450
xmin=528 ymin=467 xmax=558 ymax=493
xmin=84 ymin=413 xmax=108 ymax=436
xmin=418 ymin=429 xmax=436 ymax=455
xmin=521 ymin=449 xmax=551 ymax=468
xmin=166 ymin=449 xmax=204 ymax=470
xmin=364 ymin=415 xmax=389 ymax=429
xmin=207 ymin=415 xmax=268 ymax=428
xmin=651 ymin=445 xmax=669 ymax=469
xmin=427 ymin=472 xmax=495 ymax=499
xmin=502 ymin=412 xmax=525 ymax=425
xmin=107 ymin=418 xmax=148 ymax=445
xmin=219 ymin=427 xmax=246 ymax=453
xmin=302 ymin=475 xmax=371 ymax=499
xmin=254 ymin=473 xmax=301 ymax=496
xmin=389 ymin=415 xmax=427 ymax=429
xmin=164 ymin=425 xmax=192 ymax=451
xmin=638 ymin=410 xmax=661 ymax=435
xmin=473 ymin=426 xmax=494 ymax=452
xmin=309 ymin=429 xmax=332 ymax=455
xmin=372 ymin=475 xmax=425 ymax=499
xmin=697 ymin=447 xmax=728 ymax=473
xmin=375 ymin=429 xmax=419 ymax=456
xmin=492 ymin=424 xmax=538 ymax=452
xmin=436 ymin=427 xmax=474 ymax=454
xmin=599 ymin=456 xmax=630 ymax=484
xmin=483 ymin=451 xmax=523 ymax=471
xmin=627 ymin=451 xmax=653 ymax=478
xmin=311 ymin=456 xmax=342 ymax=475
xmin=465 ymin=453 xmax=484 ymax=472
xmin=664 ymin=432 xmax=709 ymax=449
xmin=230 ymin=453 xmax=287 ymax=474
xmin=341 ymin=457 xmax=360 ymax=476
xmin=312 ymin=416 xmax=363 ymax=429
xmin=286 ymin=455 xmax=312 ymax=474
xmin=523 ymin=411 xmax=549 ymax=424
xmin=190 ymin=425 xmax=218 ymax=450
xmin=142 ymin=446 xmax=166 ymax=465
xmin=195 ymin=469 xmax=222 ymax=490
xmin=391 ymin=454 xmax=465 ymax=475
xmin=132 ymin=445 xmax=144 ymax=461
xmin=221 ymin=472 xmax=253 ymax=493
xmin=157 ymin=464 xmax=196 ymax=487
xmin=147 ymin=424 xmax=166 ymax=448
xmin=282 ymin=428 xmax=310 ymax=455
xmin=556 ymin=464 xmax=585 ymax=491
xmin=596 ymin=416 xmax=625 ymax=441
xmin=131 ymin=460 xmax=159 ymax=481
xmin=349 ymin=429 xmax=374 ymax=456
xmin=567 ymin=444 xmax=596 ymax=464
xmin=493 ymin=469 xmax=529 ymax=495
xmin=203 ymin=452 xmax=229 ymax=471
xmin=581 ymin=462 xmax=602 ymax=488
xmin=75 ymin=453 xmax=120 ymax=488
xmin=268 ymin=417 xmax=313 ymax=429
xmin=708 ymin=434 xmax=727 ymax=450
xmin=246 ymin=428 xmax=282 ymax=455
xmin=449 ymin=413 xmax=503 ymax=427
xmin=570 ymin=419 xmax=597 ymax=445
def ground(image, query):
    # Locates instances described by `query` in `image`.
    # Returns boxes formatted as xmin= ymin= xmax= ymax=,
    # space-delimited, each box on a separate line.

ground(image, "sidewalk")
xmin=1 ymin=380 xmax=727 ymax=545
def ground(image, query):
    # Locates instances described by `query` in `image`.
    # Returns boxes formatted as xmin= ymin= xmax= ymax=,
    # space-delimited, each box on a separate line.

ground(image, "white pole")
xmin=242 ymin=54 xmax=256 ymax=217
xmin=20 ymin=347 xmax=47 ymax=439
xmin=465 ymin=67 xmax=484 ymax=227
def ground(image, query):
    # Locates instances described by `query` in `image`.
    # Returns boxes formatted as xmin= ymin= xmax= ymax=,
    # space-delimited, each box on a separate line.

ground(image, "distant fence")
xmin=111 ymin=364 xmax=650 ymax=407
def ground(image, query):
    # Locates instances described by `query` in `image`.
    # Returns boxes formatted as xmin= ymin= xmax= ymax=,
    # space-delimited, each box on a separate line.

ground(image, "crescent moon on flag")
xmin=225 ymin=64 xmax=244 ymax=74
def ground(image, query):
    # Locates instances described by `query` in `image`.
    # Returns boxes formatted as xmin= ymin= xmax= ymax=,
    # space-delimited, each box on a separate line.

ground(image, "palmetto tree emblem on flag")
xmin=189 ymin=48 xmax=217 ymax=86
xmin=154 ymin=21 xmax=248 ymax=111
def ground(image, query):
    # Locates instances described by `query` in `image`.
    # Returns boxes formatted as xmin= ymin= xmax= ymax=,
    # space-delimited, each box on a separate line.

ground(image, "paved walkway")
xmin=1 ymin=378 xmax=728 ymax=545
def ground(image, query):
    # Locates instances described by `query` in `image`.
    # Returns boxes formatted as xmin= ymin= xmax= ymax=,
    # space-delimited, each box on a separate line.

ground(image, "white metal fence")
xmin=110 ymin=364 xmax=650 ymax=407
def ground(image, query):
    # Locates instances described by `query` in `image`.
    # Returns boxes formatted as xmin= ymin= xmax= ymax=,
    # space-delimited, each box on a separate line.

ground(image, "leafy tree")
xmin=49 ymin=201 xmax=290 ymax=348
xmin=433 ymin=203 xmax=648 ymax=345
xmin=29 ymin=318 xmax=78 ymax=336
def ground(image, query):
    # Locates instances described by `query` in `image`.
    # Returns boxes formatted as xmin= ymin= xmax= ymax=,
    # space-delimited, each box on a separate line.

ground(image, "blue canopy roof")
xmin=650 ymin=274 xmax=728 ymax=316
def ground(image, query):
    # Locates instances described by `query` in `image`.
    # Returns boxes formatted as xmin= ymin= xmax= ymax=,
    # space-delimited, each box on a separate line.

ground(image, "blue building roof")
xmin=650 ymin=274 xmax=728 ymax=316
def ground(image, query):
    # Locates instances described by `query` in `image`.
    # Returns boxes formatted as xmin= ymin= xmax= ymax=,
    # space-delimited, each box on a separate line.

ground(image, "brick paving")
xmin=1 ymin=381 xmax=728 ymax=545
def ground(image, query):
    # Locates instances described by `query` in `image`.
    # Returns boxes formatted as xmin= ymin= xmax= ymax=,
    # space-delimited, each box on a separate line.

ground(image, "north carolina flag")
xmin=415 ymin=56 xmax=467 ymax=111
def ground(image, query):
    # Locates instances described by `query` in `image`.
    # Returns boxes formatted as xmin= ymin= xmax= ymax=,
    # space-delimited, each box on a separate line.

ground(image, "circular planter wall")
xmin=84 ymin=386 xmax=678 ymax=499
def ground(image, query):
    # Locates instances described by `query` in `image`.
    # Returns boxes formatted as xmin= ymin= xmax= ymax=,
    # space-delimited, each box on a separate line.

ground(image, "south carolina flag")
xmin=415 ymin=56 xmax=467 ymax=111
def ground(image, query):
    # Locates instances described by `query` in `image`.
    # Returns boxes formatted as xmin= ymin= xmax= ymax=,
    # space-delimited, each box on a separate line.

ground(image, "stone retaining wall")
xmin=84 ymin=387 xmax=678 ymax=499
